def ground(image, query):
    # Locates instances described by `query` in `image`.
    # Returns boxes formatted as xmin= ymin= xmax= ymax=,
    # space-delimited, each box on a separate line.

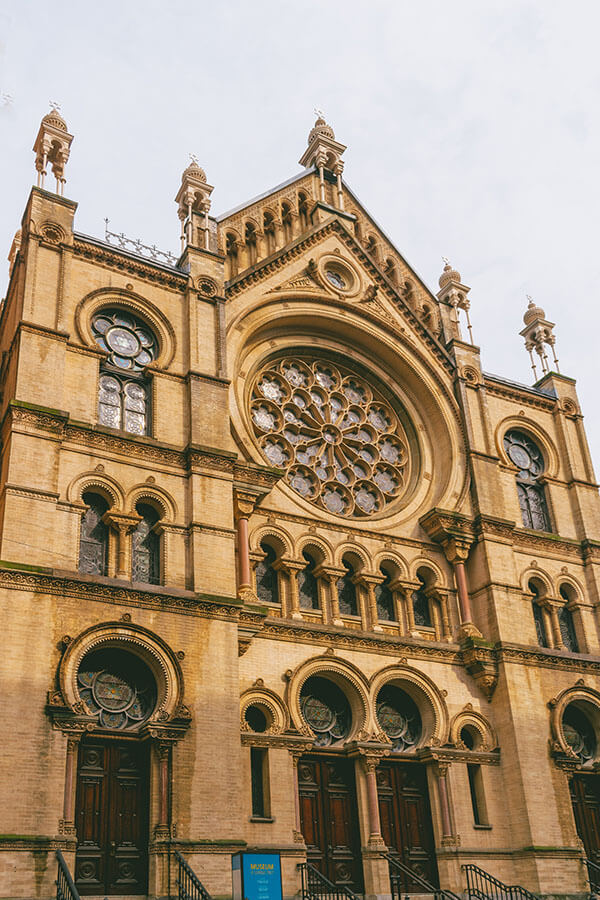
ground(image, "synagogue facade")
xmin=1 ymin=109 xmax=599 ymax=900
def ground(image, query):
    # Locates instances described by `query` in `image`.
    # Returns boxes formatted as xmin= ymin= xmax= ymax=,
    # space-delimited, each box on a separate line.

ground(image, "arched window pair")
xmin=92 ymin=310 xmax=157 ymax=437
xmin=255 ymin=542 xmax=321 ymax=611
xmin=504 ymin=430 xmax=551 ymax=532
xmin=79 ymin=491 xmax=160 ymax=584
xmin=529 ymin=578 xmax=579 ymax=653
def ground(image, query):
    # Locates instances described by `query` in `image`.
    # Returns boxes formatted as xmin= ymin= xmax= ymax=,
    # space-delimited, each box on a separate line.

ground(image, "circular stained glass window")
xmin=300 ymin=677 xmax=352 ymax=747
xmin=92 ymin=310 xmax=158 ymax=371
xmin=77 ymin=649 xmax=157 ymax=731
xmin=326 ymin=269 xmax=347 ymax=290
xmin=250 ymin=356 xmax=410 ymax=518
xmin=376 ymin=685 xmax=422 ymax=752
xmin=563 ymin=705 xmax=596 ymax=764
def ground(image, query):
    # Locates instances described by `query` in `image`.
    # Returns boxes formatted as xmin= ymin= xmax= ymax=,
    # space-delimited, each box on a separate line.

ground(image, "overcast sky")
xmin=1 ymin=1 xmax=599 ymax=471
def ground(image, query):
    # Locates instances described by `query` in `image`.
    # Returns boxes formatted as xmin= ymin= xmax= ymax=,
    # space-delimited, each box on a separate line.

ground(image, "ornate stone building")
xmin=1 ymin=109 xmax=599 ymax=900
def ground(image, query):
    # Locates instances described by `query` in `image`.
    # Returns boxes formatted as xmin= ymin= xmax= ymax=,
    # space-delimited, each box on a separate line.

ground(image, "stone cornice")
xmin=497 ymin=641 xmax=600 ymax=674
xmin=483 ymin=375 xmax=557 ymax=411
xmin=73 ymin=234 xmax=188 ymax=290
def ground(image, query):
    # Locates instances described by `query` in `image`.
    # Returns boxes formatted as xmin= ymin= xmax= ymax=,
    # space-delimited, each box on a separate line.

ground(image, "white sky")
xmin=1 ymin=1 xmax=599 ymax=471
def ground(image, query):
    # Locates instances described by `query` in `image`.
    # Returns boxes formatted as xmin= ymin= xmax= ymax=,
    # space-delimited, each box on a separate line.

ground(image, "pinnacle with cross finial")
xmin=49 ymin=101 xmax=61 ymax=113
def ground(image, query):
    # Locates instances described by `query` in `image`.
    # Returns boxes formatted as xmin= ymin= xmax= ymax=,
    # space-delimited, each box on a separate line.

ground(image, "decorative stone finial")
xmin=175 ymin=157 xmax=214 ymax=252
xmin=299 ymin=113 xmax=347 ymax=209
xmin=33 ymin=105 xmax=74 ymax=195
xmin=436 ymin=258 xmax=474 ymax=344
xmin=520 ymin=294 xmax=559 ymax=380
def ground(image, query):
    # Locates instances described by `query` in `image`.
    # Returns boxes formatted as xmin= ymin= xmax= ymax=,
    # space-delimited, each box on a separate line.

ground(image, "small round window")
xmin=92 ymin=310 xmax=158 ymax=371
xmin=77 ymin=648 xmax=157 ymax=731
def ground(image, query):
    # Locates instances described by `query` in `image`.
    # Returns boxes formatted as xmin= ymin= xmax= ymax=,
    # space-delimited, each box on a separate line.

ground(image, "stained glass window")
xmin=300 ymin=676 xmax=351 ymax=747
xmin=131 ymin=503 xmax=160 ymax=584
xmin=412 ymin=578 xmax=432 ymax=627
xmin=504 ymin=430 xmax=551 ymax=531
xmin=558 ymin=598 xmax=579 ymax=653
xmin=375 ymin=567 xmax=395 ymax=621
xmin=92 ymin=310 xmax=157 ymax=372
xmin=337 ymin=559 xmax=358 ymax=616
xmin=563 ymin=705 xmax=596 ymax=764
xmin=77 ymin=648 xmax=157 ymax=731
xmin=529 ymin=580 xmax=549 ymax=648
xmin=376 ymin=685 xmax=422 ymax=752
xmin=98 ymin=375 xmax=148 ymax=435
xmin=255 ymin=543 xmax=279 ymax=605
xmin=79 ymin=492 xmax=109 ymax=576
xmin=298 ymin=551 xmax=319 ymax=610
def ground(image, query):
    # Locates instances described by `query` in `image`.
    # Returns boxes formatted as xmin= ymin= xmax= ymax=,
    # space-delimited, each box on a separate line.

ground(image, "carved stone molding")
xmin=419 ymin=508 xmax=475 ymax=563
xmin=460 ymin=638 xmax=499 ymax=701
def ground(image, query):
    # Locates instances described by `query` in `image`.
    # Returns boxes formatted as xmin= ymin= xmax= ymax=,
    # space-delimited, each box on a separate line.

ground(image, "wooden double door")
xmin=377 ymin=761 xmax=438 ymax=887
xmin=571 ymin=773 xmax=600 ymax=863
xmin=298 ymin=755 xmax=364 ymax=891
xmin=74 ymin=739 xmax=149 ymax=895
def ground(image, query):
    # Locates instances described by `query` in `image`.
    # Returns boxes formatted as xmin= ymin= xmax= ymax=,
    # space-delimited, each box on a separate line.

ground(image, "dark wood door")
xmin=75 ymin=739 xmax=149 ymax=895
xmin=298 ymin=755 xmax=363 ymax=891
xmin=377 ymin=761 xmax=438 ymax=888
xmin=571 ymin=774 xmax=600 ymax=863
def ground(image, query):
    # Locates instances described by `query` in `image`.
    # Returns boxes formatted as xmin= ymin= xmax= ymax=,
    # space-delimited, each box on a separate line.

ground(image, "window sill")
xmin=473 ymin=823 xmax=492 ymax=830
xmin=249 ymin=816 xmax=275 ymax=824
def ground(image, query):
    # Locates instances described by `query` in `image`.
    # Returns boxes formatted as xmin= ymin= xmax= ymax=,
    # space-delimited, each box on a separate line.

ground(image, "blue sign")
xmin=232 ymin=853 xmax=282 ymax=900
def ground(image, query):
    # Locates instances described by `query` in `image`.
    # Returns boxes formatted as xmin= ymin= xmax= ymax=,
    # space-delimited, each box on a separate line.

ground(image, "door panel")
xmin=298 ymin=756 xmax=363 ymax=891
xmin=571 ymin=774 xmax=600 ymax=864
xmin=377 ymin=761 xmax=438 ymax=888
xmin=75 ymin=740 xmax=149 ymax=895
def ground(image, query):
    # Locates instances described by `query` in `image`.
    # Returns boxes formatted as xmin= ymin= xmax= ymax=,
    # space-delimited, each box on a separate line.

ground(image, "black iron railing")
xmin=586 ymin=857 xmax=600 ymax=897
xmin=56 ymin=850 xmax=80 ymax=900
xmin=297 ymin=862 xmax=360 ymax=900
xmin=386 ymin=852 xmax=461 ymax=900
xmin=463 ymin=863 xmax=539 ymax=900
xmin=175 ymin=850 xmax=212 ymax=900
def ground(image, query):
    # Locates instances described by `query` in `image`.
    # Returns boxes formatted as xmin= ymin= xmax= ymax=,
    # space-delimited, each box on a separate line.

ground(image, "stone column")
xmin=234 ymin=490 xmax=258 ymax=598
xmin=547 ymin=601 xmax=564 ymax=649
xmin=436 ymin=763 xmax=453 ymax=839
xmin=438 ymin=591 xmax=453 ymax=642
xmin=60 ymin=733 xmax=82 ymax=835
xmin=361 ymin=756 xmax=385 ymax=844
xmin=156 ymin=743 xmax=170 ymax=832
xmin=104 ymin=513 xmax=140 ymax=580
xmin=282 ymin=560 xmax=304 ymax=619
xmin=326 ymin=571 xmax=343 ymax=626
xmin=290 ymin=752 xmax=305 ymax=844
xmin=363 ymin=576 xmax=383 ymax=632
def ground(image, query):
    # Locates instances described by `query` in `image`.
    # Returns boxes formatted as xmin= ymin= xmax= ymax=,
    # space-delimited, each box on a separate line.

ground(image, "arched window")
xmin=92 ymin=310 xmax=156 ymax=436
xmin=375 ymin=685 xmax=422 ymax=752
xmin=375 ymin=565 xmax=395 ymax=621
xmin=77 ymin=648 xmax=157 ymax=730
xmin=300 ymin=676 xmax=351 ymax=747
xmin=365 ymin=234 xmax=378 ymax=260
xmin=558 ymin=585 xmax=579 ymax=652
xmin=529 ymin=579 xmax=549 ymax=648
xmin=563 ymin=704 xmax=596 ymax=764
xmin=79 ymin=491 xmax=109 ymax=576
xmin=383 ymin=257 xmax=397 ymax=285
xmin=504 ymin=430 xmax=551 ymax=531
xmin=255 ymin=542 xmax=279 ymax=605
xmin=281 ymin=202 xmax=293 ymax=243
xmin=298 ymin=192 xmax=309 ymax=230
xmin=337 ymin=558 xmax=358 ymax=616
xmin=298 ymin=550 xmax=319 ymax=610
xmin=225 ymin=232 xmax=238 ymax=278
xmin=263 ymin=212 xmax=276 ymax=255
xmin=245 ymin=222 xmax=257 ymax=266
xmin=131 ymin=503 xmax=160 ymax=584
xmin=412 ymin=576 xmax=431 ymax=627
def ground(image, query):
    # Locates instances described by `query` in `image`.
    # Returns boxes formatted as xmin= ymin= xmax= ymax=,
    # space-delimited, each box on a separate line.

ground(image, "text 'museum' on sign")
xmin=231 ymin=852 xmax=283 ymax=900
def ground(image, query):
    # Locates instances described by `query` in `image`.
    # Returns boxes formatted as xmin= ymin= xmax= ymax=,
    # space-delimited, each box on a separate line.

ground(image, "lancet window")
xmin=79 ymin=491 xmax=109 ymax=576
xmin=255 ymin=542 xmax=279 ymax=605
xmin=245 ymin=222 xmax=257 ymax=266
xmin=529 ymin=579 xmax=549 ymax=648
xmin=281 ymin=202 xmax=293 ymax=243
xmin=558 ymin=586 xmax=579 ymax=652
xmin=504 ymin=430 xmax=551 ymax=531
xmin=131 ymin=503 xmax=160 ymax=585
xmin=298 ymin=550 xmax=319 ymax=610
xmin=92 ymin=310 xmax=156 ymax=436
xmin=263 ymin=212 xmax=276 ymax=255
xmin=337 ymin=558 xmax=358 ymax=616
xmin=412 ymin=576 xmax=432 ymax=627
xmin=375 ymin=565 xmax=395 ymax=621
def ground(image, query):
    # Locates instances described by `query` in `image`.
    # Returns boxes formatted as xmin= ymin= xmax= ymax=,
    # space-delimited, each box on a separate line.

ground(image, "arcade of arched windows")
xmin=249 ymin=535 xmax=453 ymax=641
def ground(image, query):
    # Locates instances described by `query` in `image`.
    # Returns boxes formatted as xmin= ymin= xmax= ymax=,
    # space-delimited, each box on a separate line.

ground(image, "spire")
xmin=436 ymin=258 xmax=474 ymax=344
xmin=520 ymin=295 xmax=560 ymax=380
xmin=32 ymin=104 xmax=73 ymax=195
xmin=299 ymin=111 xmax=346 ymax=209
xmin=175 ymin=155 xmax=214 ymax=252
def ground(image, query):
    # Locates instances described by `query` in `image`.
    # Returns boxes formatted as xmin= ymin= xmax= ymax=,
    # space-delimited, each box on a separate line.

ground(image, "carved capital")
xmin=233 ymin=489 xmax=261 ymax=520
xmin=419 ymin=508 xmax=475 ymax=562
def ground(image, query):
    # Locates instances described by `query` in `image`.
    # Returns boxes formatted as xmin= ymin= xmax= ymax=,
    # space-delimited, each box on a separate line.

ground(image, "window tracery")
xmin=376 ymin=685 xmax=422 ymax=752
xmin=504 ymin=430 xmax=551 ymax=531
xmin=250 ymin=356 xmax=409 ymax=518
xmin=558 ymin=586 xmax=579 ymax=652
xmin=300 ymin=676 xmax=351 ymax=747
xmin=298 ymin=550 xmax=319 ymax=610
xmin=79 ymin=492 xmax=109 ymax=576
xmin=131 ymin=503 xmax=160 ymax=585
xmin=412 ymin=576 xmax=432 ymax=627
xmin=77 ymin=648 xmax=157 ymax=731
xmin=529 ymin=579 xmax=549 ymax=648
xmin=337 ymin=559 xmax=358 ymax=616
xmin=255 ymin=542 xmax=279 ymax=605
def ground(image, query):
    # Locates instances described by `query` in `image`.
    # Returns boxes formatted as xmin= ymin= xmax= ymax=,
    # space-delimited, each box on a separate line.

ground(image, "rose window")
xmin=376 ymin=685 xmax=422 ymax=752
xmin=92 ymin=310 xmax=157 ymax=371
xmin=77 ymin=649 xmax=157 ymax=731
xmin=250 ymin=357 xmax=409 ymax=517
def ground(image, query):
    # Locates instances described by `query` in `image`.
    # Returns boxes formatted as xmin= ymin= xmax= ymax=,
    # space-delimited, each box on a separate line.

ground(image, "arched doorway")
xmin=297 ymin=676 xmax=363 ymax=892
xmin=73 ymin=648 xmax=156 ymax=895
xmin=375 ymin=685 xmax=438 ymax=887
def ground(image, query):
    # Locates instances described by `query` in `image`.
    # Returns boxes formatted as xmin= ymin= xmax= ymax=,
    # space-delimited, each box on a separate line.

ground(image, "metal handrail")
xmin=463 ymin=863 xmax=539 ymax=900
xmin=56 ymin=850 xmax=81 ymax=900
xmin=175 ymin=850 xmax=212 ymax=900
xmin=386 ymin=851 xmax=461 ymax=900
xmin=297 ymin=861 xmax=361 ymax=900
xmin=586 ymin=857 xmax=600 ymax=895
